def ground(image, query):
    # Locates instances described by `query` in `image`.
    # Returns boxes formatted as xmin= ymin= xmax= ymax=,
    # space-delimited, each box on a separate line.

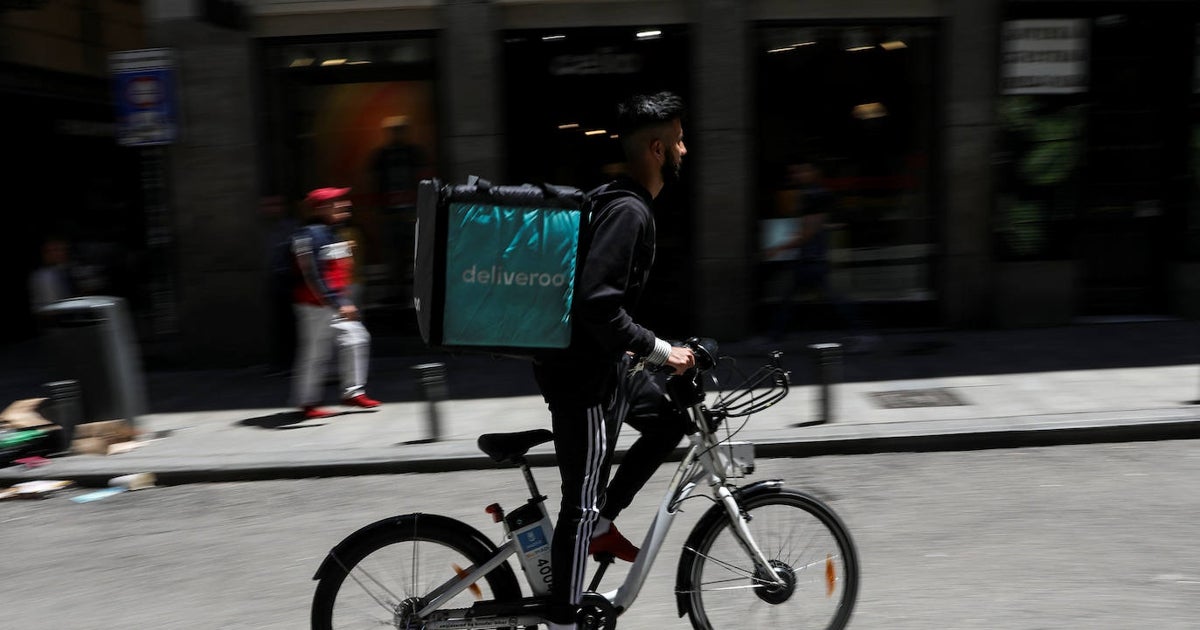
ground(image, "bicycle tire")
xmin=311 ymin=513 xmax=524 ymax=630
xmin=677 ymin=486 xmax=859 ymax=630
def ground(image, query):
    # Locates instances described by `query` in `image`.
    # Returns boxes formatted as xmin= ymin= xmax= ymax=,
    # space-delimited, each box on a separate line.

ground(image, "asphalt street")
xmin=3 ymin=440 xmax=1198 ymax=629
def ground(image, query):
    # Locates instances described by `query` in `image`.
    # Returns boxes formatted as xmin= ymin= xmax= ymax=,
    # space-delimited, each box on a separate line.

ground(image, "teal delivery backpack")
xmin=414 ymin=177 xmax=587 ymax=356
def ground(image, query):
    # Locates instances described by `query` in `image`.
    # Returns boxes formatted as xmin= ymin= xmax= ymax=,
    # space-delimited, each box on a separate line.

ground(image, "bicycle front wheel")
xmin=678 ymin=486 xmax=859 ymax=630
xmin=311 ymin=513 xmax=523 ymax=630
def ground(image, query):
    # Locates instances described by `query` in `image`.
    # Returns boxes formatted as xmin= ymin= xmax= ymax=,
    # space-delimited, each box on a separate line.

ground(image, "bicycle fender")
xmin=673 ymin=479 xmax=785 ymax=617
xmin=312 ymin=512 xmax=514 ymax=584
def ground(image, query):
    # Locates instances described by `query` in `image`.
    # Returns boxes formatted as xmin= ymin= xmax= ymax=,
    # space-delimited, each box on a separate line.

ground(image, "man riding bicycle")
xmin=531 ymin=91 xmax=695 ymax=629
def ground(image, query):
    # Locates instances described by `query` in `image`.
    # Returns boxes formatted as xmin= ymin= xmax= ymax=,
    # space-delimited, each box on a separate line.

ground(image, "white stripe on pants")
xmin=291 ymin=303 xmax=370 ymax=406
xmin=572 ymin=405 xmax=606 ymax=605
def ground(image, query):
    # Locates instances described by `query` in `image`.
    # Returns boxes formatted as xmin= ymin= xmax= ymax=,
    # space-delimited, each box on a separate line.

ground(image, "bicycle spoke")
xmin=693 ymin=583 xmax=768 ymax=592
xmin=331 ymin=552 xmax=402 ymax=614
xmin=411 ymin=537 xmax=419 ymax=600
xmin=685 ymin=547 xmax=794 ymax=593
xmin=794 ymin=555 xmax=839 ymax=572
xmin=684 ymin=545 xmax=758 ymax=579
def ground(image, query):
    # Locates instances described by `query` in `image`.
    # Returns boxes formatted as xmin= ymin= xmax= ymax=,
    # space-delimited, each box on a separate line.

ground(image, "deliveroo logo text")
xmin=443 ymin=202 xmax=579 ymax=348
xmin=460 ymin=264 xmax=568 ymax=288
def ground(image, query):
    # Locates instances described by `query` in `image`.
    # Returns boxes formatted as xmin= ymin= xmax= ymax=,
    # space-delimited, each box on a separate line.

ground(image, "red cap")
xmin=305 ymin=187 xmax=351 ymax=204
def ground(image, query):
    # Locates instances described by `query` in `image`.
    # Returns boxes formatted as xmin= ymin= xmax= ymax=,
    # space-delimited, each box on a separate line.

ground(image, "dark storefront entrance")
xmin=501 ymin=26 xmax=693 ymax=338
xmin=1080 ymin=9 xmax=1195 ymax=314
xmin=3 ymin=64 xmax=145 ymax=344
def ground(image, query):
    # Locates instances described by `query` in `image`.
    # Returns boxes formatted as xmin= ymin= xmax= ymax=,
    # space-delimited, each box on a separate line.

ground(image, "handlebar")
xmin=661 ymin=337 xmax=791 ymax=434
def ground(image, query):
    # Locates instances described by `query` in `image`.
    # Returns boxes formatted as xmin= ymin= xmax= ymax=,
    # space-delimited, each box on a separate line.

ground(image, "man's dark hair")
xmin=614 ymin=91 xmax=685 ymax=138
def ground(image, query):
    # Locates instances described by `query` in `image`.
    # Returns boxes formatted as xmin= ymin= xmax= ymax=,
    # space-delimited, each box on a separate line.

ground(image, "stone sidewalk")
xmin=1 ymin=320 xmax=1198 ymax=486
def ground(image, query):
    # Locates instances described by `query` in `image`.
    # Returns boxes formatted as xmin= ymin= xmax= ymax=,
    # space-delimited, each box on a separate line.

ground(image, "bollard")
xmin=1190 ymin=363 xmax=1200 ymax=405
xmin=803 ymin=343 xmax=842 ymax=425
xmin=43 ymin=380 xmax=84 ymax=452
xmin=411 ymin=363 xmax=447 ymax=443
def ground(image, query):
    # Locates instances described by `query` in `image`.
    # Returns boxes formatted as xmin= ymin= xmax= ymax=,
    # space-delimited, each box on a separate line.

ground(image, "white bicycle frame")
xmin=413 ymin=401 xmax=786 ymax=628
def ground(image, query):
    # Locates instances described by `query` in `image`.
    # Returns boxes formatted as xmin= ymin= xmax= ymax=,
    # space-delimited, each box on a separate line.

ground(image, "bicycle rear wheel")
xmin=678 ymin=487 xmax=858 ymax=630
xmin=311 ymin=514 xmax=523 ymax=629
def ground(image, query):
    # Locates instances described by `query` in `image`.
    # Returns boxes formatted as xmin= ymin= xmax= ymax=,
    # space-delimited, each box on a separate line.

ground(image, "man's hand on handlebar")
xmin=664 ymin=346 xmax=696 ymax=376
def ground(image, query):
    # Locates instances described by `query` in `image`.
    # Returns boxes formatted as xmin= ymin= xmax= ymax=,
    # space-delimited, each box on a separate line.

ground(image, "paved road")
xmin=3 ymin=440 xmax=1199 ymax=629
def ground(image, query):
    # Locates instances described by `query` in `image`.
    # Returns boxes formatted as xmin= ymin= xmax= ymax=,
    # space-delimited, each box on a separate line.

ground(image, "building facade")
xmin=4 ymin=0 xmax=1198 ymax=366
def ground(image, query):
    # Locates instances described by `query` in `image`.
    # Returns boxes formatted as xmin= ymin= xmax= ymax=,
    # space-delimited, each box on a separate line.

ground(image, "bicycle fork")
xmin=715 ymin=484 xmax=786 ymax=588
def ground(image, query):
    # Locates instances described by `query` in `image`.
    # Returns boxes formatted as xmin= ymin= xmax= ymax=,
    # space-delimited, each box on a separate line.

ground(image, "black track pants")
xmin=535 ymin=358 xmax=691 ymax=609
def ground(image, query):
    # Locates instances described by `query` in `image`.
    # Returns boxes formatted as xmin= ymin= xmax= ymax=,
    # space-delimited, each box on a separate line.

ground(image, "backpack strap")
xmin=582 ymin=182 xmax=639 ymax=217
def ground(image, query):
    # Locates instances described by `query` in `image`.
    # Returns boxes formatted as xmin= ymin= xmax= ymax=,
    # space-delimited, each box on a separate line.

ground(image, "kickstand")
xmin=588 ymin=553 xmax=615 ymax=592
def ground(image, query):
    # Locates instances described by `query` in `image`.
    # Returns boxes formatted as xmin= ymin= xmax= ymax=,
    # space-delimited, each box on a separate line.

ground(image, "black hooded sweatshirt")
xmin=533 ymin=176 xmax=662 ymax=403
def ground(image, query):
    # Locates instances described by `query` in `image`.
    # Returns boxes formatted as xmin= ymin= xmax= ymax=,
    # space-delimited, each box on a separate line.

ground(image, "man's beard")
xmin=661 ymin=153 xmax=682 ymax=183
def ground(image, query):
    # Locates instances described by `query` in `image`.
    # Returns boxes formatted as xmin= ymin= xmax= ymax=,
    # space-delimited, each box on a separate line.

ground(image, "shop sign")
xmin=1001 ymin=19 xmax=1088 ymax=94
xmin=109 ymin=48 xmax=179 ymax=146
xmin=549 ymin=49 xmax=641 ymax=76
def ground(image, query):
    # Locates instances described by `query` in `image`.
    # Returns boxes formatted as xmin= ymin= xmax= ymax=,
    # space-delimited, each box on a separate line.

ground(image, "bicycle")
xmin=311 ymin=337 xmax=860 ymax=629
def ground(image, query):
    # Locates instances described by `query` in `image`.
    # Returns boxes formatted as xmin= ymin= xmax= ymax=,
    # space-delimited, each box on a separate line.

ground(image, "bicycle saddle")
xmin=477 ymin=429 xmax=554 ymax=463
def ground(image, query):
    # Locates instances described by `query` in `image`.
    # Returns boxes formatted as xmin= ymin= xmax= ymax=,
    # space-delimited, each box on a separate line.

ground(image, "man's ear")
xmin=650 ymin=137 xmax=664 ymax=160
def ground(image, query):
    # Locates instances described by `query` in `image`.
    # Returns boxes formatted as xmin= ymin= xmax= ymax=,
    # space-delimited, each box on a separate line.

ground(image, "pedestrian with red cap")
xmin=290 ymin=186 xmax=380 ymax=419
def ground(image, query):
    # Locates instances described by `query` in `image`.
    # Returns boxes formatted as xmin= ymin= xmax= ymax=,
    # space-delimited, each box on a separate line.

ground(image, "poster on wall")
xmin=109 ymin=48 xmax=179 ymax=146
xmin=1001 ymin=19 xmax=1089 ymax=95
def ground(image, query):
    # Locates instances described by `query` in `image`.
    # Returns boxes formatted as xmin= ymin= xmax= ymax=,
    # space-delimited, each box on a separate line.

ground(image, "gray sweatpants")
xmin=291 ymin=303 xmax=370 ymax=406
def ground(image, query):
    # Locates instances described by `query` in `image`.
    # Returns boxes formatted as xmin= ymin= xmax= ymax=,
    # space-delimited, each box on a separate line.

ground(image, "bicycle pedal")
xmin=592 ymin=552 xmax=616 ymax=564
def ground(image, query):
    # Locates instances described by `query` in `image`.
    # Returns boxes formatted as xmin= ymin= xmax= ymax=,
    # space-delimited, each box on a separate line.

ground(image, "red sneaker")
xmin=588 ymin=524 xmax=639 ymax=563
xmin=302 ymin=405 xmax=337 ymax=420
xmin=341 ymin=393 xmax=381 ymax=408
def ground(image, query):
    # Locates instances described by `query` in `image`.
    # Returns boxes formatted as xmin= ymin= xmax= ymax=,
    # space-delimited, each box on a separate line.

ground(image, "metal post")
xmin=1189 ymin=363 xmax=1200 ymax=405
xmin=43 ymin=380 xmax=83 ymax=452
xmin=804 ymin=343 xmax=841 ymax=425
xmin=411 ymin=363 xmax=447 ymax=443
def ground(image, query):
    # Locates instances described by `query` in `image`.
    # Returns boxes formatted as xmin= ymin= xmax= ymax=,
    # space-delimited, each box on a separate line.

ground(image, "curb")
xmin=4 ymin=414 xmax=1198 ymax=487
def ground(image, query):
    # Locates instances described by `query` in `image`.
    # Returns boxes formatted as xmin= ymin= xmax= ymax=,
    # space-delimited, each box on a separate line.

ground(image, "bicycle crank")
xmin=577 ymin=593 xmax=618 ymax=629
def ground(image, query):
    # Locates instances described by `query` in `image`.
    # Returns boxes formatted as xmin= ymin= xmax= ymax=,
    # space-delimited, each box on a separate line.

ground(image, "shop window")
xmin=260 ymin=35 xmax=438 ymax=332
xmin=754 ymin=24 xmax=939 ymax=325
xmin=994 ymin=92 xmax=1086 ymax=261
xmin=999 ymin=7 xmax=1196 ymax=314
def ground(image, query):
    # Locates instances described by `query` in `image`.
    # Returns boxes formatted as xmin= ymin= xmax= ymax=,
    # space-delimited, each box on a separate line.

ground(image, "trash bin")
xmin=38 ymin=296 xmax=147 ymax=427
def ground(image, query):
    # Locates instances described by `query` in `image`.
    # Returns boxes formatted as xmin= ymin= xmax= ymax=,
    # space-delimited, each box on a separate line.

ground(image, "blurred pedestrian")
xmin=290 ymin=187 xmax=380 ymax=419
xmin=763 ymin=161 xmax=877 ymax=352
xmin=28 ymin=235 xmax=79 ymax=315
xmin=371 ymin=115 xmax=431 ymax=306
xmin=372 ymin=115 xmax=428 ymax=210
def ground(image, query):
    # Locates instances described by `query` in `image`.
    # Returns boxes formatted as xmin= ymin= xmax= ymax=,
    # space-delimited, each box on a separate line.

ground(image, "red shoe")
xmin=302 ymin=405 xmax=337 ymax=420
xmin=588 ymin=524 xmax=639 ymax=563
xmin=342 ymin=393 xmax=381 ymax=408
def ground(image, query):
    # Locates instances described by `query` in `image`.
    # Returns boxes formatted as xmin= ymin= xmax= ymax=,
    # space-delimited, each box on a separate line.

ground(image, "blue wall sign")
xmin=109 ymin=48 xmax=179 ymax=147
